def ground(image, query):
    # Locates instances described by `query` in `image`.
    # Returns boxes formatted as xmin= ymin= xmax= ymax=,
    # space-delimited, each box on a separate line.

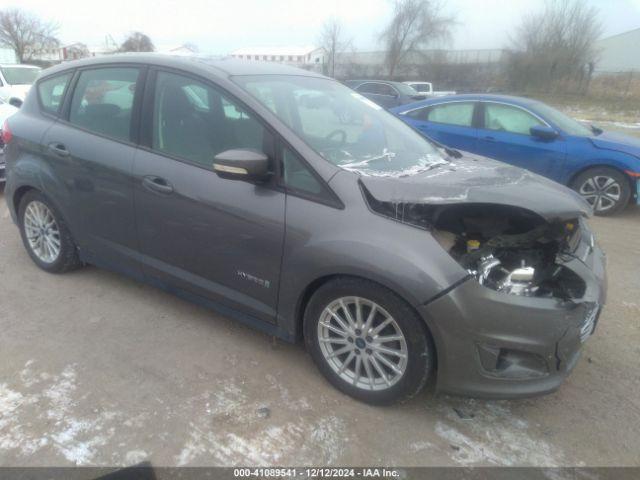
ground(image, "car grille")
xmin=580 ymin=303 xmax=599 ymax=342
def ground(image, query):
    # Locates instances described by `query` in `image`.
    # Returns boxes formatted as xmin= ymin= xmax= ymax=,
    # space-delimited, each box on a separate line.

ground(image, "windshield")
xmin=233 ymin=75 xmax=446 ymax=177
xmin=1 ymin=66 xmax=41 ymax=85
xmin=532 ymin=102 xmax=594 ymax=137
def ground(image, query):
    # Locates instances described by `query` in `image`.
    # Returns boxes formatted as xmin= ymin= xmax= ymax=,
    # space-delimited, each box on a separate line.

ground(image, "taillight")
xmin=1 ymin=119 xmax=12 ymax=145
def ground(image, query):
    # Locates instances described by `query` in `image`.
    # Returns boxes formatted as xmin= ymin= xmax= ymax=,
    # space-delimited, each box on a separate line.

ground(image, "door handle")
xmin=483 ymin=135 xmax=496 ymax=142
xmin=48 ymin=142 xmax=70 ymax=157
xmin=142 ymin=175 xmax=174 ymax=195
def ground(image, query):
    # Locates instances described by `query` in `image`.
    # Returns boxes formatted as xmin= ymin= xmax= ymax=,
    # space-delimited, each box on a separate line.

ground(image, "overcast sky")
xmin=7 ymin=0 xmax=640 ymax=54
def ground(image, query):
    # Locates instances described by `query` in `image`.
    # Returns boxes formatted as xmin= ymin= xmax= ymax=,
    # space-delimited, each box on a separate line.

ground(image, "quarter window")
xmin=282 ymin=147 xmax=324 ymax=195
xmin=426 ymin=102 xmax=475 ymax=127
xmin=483 ymin=103 xmax=543 ymax=135
xmin=152 ymin=71 xmax=270 ymax=168
xmin=37 ymin=73 xmax=72 ymax=115
xmin=69 ymin=68 xmax=140 ymax=142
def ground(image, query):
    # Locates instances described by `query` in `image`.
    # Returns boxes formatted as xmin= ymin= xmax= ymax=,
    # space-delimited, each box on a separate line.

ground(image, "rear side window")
xmin=38 ymin=73 xmax=72 ymax=115
xmin=69 ymin=67 xmax=140 ymax=142
xmin=152 ymin=71 xmax=270 ymax=168
xmin=427 ymin=102 xmax=474 ymax=127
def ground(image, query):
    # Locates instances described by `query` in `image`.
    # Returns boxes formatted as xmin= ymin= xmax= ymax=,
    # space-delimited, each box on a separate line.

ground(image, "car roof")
xmin=37 ymin=53 xmax=327 ymax=80
xmin=346 ymin=79 xmax=407 ymax=87
xmin=390 ymin=93 xmax=542 ymax=112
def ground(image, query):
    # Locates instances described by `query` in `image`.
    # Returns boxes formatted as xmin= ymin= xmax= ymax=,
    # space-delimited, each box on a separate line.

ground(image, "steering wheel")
xmin=325 ymin=129 xmax=347 ymax=146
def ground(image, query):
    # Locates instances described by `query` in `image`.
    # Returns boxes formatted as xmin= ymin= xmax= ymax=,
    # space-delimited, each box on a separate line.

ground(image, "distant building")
xmin=596 ymin=28 xmax=640 ymax=72
xmin=0 ymin=48 xmax=17 ymax=64
xmin=230 ymin=46 xmax=325 ymax=70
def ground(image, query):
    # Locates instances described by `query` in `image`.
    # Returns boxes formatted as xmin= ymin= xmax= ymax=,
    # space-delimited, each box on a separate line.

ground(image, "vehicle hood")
xmin=0 ymin=84 xmax=31 ymax=102
xmin=589 ymin=131 xmax=640 ymax=159
xmin=358 ymin=153 xmax=592 ymax=221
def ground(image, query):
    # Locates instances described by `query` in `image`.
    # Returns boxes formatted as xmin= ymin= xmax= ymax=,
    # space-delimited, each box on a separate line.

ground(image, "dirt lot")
xmin=0 ymin=186 xmax=639 ymax=468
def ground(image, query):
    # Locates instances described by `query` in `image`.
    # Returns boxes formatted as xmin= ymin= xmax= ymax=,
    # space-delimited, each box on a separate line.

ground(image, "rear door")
xmin=41 ymin=65 xmax=145 ymax=277
xmin=475 ymin=102 xmax=566 ymax=176
xmin=401 ymin=101 xmax=479 ymax=152
xmin=132 ymin=69 xmax=285 ymax=323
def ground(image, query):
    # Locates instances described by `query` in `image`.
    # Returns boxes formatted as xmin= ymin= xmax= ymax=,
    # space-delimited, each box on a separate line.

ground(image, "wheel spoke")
xmin=320 ymin=320 xmax=349 ymax=337
xmin=363 ymin=304 xmax=377 ymax=332
xmin=319 ymin=337 xmax=349 ymax=345
xmin=362 ymin=357 xmax=375 ymax=390
xmin=371 ymin=317 xmax=393 ymax=336
xmin=352 ymin=356 xmax=362 ymax=385
xmin=373 ymin=344 xmax=407 ymax=359
xmin=337 ymin=351 xmax=356 ymax=375
xmin=326 ymin=308 xmax=351 ymax=333
xmin=373 ymin=351 xmax=403 ymax=375
xmin=339 ymin=299 xmax=357 ymax=329
xmin=354 ymin=297 xmax=363 ymax=329
xmin=326 ymin=344 xmax=353 ymax=360
xmin=376 ymin=334 xmax=404 ymax=343
xmin=370 ymin=355 xmax=391 ymax=386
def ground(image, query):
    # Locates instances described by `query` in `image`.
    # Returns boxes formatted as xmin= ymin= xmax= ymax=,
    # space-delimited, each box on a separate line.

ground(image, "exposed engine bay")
xmin=362 ymin=189 xmax=587 ymax=300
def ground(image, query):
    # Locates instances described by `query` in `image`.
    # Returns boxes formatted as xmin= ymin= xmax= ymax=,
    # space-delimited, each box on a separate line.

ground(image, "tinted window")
xmin=69 ymin=68 xmax=140 ymax=141
xmin=378 ymin=84 xmax=396 ymax=96
xmin=356 ymin=83 xmax=378 ymax=94
xmin=282 ymin=148 xmax=324 ymax=195
xmin=152 ymin=71 xmax=269 ymax=167
xmin=427 ymin=102 xmax=475 ymax=127
xmin=483 ymin=103 xmax=543 ymax=135
xmin=38 ymin=73 xmax=72 ymax=115
xmin=406 ymin=106 xmax=430 ymax=121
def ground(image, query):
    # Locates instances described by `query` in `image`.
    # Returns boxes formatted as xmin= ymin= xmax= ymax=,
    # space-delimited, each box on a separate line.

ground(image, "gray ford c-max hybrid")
xmin=3 ymin=54 xmax=606 ymax=405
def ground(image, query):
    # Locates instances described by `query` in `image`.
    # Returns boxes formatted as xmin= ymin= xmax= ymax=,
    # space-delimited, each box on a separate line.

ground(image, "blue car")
xmin=391 ymin=94 xmax=640 ymax=215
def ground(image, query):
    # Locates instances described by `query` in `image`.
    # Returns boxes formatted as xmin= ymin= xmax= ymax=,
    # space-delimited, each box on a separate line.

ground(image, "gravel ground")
xmin=0 ymin=186 xmax=639 ymax=468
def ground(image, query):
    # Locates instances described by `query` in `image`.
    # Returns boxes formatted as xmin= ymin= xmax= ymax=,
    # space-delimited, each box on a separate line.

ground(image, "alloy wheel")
xmin=23 ymin=200 xmax=61 ymax=264
xmin=317 ymin=296 xmax=408 ymax=391
xmin=579 ymin=175 xmax=622 ymax=213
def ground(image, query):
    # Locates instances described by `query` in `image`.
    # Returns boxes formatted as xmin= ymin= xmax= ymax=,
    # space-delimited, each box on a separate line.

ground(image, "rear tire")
xmin=571 ymin=167 xmax=631 ymax=216
xmin=304 ymin=277 xmax=434 ymax=405
xmin=18 ymin=190 xmax=82 ymax=273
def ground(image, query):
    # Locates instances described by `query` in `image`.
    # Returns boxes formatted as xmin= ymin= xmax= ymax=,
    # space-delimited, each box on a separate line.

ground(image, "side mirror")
xmin=213 ymin=149 xmax=270 ymax=182
xmin=590 ymin=124 xmax=603 ymax=135
xmin=530 ymin=125 xmax=558 ymax=141
xmin=8 ymin=97 xmax=23 ymax=108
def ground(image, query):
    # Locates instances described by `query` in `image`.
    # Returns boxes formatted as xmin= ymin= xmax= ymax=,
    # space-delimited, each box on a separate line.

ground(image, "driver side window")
xmin=483 ymin=103 xmax=543 ymax=135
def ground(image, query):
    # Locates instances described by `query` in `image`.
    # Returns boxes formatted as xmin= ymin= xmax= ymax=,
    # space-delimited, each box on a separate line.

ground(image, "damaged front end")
xmin=360 ymin=175 xmax=607 ymax=398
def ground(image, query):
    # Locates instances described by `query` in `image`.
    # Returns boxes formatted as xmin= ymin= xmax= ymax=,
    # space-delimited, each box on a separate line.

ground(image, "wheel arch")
xmin=568 ymin=162 xmax=637 ymax=194
xmin=294 ymin=273 xmax=439 ymax=369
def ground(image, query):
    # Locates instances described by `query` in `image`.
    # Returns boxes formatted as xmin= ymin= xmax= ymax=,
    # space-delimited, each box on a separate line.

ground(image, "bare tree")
xmin=379 ymin=0 xmax=454 ymax=79
xmin=0 ymin=8 xmax=59 ymax=63
xmin=318 ymin=17 xmax=352 ymax=78
xmin=508 ymin=0 xmax=602 ymax=92
xmin=119 ymin=32 xmax=155 ymax=53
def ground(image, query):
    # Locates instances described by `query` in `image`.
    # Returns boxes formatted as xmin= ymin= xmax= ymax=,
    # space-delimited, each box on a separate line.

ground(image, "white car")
xmin=0 ymin=64 xmax=41 ymax=107
xmin=403 ymin=81 xmax=456 ymax=97
xmin=0 ymin=97 xmax=18 ymax=182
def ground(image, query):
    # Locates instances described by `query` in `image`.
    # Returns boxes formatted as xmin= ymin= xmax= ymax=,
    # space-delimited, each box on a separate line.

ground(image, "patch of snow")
xmin=434 ymin=400 xmax=565 ymax=467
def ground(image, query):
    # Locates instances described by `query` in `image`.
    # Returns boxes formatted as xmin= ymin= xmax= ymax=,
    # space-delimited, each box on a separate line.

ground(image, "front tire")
xmin=571 ymin=167 xmax=631 ymax=216
xmin=18 ymin=190 xmax=82 ymax=273
xmin=304 ymin=277 xmax=434 ymax=405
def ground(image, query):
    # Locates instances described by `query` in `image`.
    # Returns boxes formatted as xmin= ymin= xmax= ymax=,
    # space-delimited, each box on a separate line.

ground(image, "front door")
xmin=475 ymin=102 xmax=566 ymax=177
xmin=133 ymin=70 xmax=285 ymax=323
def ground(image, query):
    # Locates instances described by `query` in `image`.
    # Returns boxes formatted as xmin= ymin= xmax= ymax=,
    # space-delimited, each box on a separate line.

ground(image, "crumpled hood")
xmin=358 ymin=153 xmax=592 ymax=221
xmin=589 ymin=131 xmax=640 ymax=158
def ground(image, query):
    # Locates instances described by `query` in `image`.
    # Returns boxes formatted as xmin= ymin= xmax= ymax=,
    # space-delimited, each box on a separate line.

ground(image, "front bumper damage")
xmin=420 ymin=222 xmax=606 ymax=399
